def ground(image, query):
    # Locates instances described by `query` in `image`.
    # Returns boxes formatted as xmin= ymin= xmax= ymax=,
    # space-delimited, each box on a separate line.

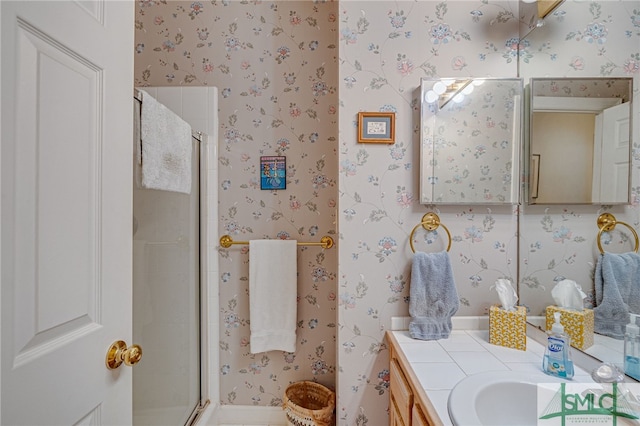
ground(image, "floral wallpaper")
xmin=134 ymin=0 xmax=640 ymax=424
xmin=337 ymin=1 xmax=520 ymax=423
xmin=135 ymin=0 xmax=339 ymax=409
xmin=532 ymin=78 xmax=632 ymax=101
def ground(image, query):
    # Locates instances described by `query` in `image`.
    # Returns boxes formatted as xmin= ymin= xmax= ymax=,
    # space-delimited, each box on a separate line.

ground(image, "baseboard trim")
xmin=202 ymin=404 xmax=287 ymax=425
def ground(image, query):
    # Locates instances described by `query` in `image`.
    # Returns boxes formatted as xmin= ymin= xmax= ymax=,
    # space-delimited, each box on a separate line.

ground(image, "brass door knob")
xmin=106 ymin=340 xmax=143 ymax=370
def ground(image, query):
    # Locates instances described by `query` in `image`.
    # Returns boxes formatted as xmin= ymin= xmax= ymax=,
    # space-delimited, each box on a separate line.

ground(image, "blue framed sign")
xmin=260 ymin=156 xmax=286 ymax=190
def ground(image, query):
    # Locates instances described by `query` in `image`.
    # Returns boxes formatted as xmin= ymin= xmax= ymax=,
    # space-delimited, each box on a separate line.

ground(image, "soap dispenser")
xmin=543 ymin=311 xmax=574 ymax=379
xmin=624 ymin=313 xmax=640 ymax=381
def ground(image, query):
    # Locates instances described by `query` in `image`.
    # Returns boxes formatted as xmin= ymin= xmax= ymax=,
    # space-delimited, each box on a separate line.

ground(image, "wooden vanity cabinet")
xmin=386 ymin=331 xmax=444 ymax=426
xmin=390 ymin=355 xmax=412 ymax=425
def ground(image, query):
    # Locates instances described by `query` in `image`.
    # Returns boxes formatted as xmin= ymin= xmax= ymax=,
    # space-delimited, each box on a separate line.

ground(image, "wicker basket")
xmin=283 ymin=381 xmax=335 ymax=426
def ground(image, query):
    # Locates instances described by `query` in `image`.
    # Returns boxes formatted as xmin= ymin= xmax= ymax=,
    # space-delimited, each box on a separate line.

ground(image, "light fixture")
xmin=534 ymin=0 xmax=565 ymax=19
xmin=453 ymin=93 xmax=465 ymax=103
xmin=425 ymin=79 xmax=484 ymax=109
xmin=433 ymin=82 xmax=446 ymax=95
xmin=462 ymin=84 xmax=475 ymax=95
xmin=424 ymin=90 xmax=438 ymax=104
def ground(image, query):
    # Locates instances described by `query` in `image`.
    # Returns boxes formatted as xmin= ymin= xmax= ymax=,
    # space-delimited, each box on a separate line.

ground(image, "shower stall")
xmin=132 ymin=87 xmax=219 ymax=425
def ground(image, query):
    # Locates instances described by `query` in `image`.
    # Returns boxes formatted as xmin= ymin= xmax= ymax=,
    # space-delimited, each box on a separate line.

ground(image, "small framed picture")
xmin=260 ymin=156 xmax=286 ymax=190
xmin=357 ymin=112 xmax=395 ymax=144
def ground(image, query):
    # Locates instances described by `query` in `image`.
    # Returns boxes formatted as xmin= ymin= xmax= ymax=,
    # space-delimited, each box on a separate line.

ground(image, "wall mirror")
xmin=518 ymin=0 xmax=639 ymax=370
xmin=527 ymin=77 xmax=633 ymax=205
xmin=420 ymin=77 xmax=522 ymax=205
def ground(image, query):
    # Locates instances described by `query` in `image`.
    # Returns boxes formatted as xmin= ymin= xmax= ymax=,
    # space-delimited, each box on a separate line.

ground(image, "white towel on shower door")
xmin=138 ymin=89 xmax=192 ymax=194
xmin=249 ymin=239 xmax=298 ymax=354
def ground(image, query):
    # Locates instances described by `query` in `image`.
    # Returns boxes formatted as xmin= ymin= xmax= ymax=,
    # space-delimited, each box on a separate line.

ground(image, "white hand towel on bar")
xmin=138 ymin=89 xmax=192 ymax=194
xmin=249 ymin=239 xmax=298 ymax=354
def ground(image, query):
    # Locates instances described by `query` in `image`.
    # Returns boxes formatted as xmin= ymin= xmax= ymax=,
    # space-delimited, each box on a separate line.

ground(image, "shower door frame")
xmin=132 ymin=111 xmax=211 ymax=426
xmin=188 ymin=136 xmax=211 ymax=425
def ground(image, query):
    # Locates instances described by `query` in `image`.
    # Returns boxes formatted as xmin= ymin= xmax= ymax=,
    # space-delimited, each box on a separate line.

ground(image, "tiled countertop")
xmin=390 ymin=329 xmax=595 ymax=425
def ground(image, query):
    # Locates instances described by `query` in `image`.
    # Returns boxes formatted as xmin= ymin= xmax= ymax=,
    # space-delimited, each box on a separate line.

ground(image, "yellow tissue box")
xmin=545 ymin=306 xmax=594 ymax=350
xmin=489 ymin=305 xmax=527 ymax=351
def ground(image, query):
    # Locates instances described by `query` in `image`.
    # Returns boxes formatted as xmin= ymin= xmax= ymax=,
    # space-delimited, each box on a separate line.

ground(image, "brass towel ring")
xmin=409 ymin=212 xmax=452 ymax=253
xmin=596 ymin=213 xmax=639 ymax=254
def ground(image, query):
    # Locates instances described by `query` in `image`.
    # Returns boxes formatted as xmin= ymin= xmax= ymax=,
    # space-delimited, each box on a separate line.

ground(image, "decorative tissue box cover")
xmin=489 ymin=305 xmax=527 ymax=351
xmin=545 ymin=306 xmax=594 ymax=350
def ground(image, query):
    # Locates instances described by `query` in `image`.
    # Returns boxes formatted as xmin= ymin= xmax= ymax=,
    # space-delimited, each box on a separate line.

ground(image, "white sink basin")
xmin=448 ymin=370 xmax=566 ymax=425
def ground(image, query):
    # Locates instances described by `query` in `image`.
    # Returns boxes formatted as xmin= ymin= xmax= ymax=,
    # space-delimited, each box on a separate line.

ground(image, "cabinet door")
xmin=390 ymin=357 xmax=413 ymax=425
xmin=389 ymin=400 xmax=396 ymax=426
xmin=412 ymin=402 xmax=430 ymax=426
xmin=390 ymin=393 xmax=405 ymax=426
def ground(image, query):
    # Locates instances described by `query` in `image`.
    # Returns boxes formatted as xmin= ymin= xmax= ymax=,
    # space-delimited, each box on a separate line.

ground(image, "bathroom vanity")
xmin=386 ymin=320 xmax=604 ymax=425
xmin=388 ymin=331 xmax=441 ymax=426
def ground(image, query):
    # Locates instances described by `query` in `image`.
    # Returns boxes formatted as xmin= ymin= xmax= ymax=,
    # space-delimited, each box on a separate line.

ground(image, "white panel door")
xmin=597 ymin=102 xmax=631 ymax=203
xmin=1 ymin=1 xmax=134 ymax=425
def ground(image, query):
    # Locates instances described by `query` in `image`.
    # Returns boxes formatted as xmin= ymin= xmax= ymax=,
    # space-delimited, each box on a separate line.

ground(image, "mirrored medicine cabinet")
xmin=527 ymin=77 xmax=633 ymax=205
xmin=419 ymin=76 xmax=633 ymax=207
xmin=419 ymin=78 xmax=523 ymax=205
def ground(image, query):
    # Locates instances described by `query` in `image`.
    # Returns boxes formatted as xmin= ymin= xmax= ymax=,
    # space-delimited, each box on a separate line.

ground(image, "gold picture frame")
xmin=357 ymin=112 xmax=395 ymax=144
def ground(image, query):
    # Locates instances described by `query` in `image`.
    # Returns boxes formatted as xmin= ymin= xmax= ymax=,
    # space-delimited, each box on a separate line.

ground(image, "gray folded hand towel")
xmin=409 ymin=251 xmax=459 ymax=340
xmin=594 ymin=251 xmax=640 ymax=339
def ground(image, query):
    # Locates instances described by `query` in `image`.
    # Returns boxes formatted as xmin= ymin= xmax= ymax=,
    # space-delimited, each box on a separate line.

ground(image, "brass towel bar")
xmin=409 ymin=212 xmax=452 ymax=253
xmin=219 ymin=235 xmax=334 ymax=250
xmin=596 ymin=213 xmax=639 ymax=254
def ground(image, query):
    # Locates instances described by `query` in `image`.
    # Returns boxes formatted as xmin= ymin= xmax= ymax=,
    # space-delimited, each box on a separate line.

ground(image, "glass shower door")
xmin=132 ymin=140 xmax=201 ymax=426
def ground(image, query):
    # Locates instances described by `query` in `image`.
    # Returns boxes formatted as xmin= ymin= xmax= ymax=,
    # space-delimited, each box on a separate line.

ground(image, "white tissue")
xmin=493 ymin=278 xmax=518 ymax=311
xmin=551 ymin=279 xmax=586 ymax=311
